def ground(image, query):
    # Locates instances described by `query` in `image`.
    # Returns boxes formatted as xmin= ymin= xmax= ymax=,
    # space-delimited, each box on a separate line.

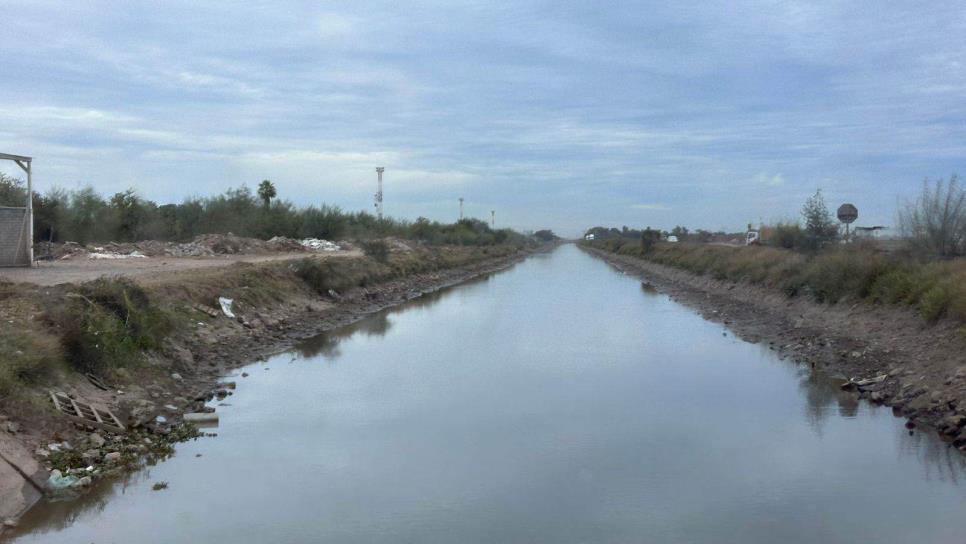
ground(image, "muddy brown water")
xmin=9 ymin=245 xmax=966 ymax=543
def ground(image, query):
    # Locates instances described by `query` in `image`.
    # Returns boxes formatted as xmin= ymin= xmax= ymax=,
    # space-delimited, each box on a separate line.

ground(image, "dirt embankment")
xmin=581 ymin=245 xmax=966 ymax=453
xmin=0 ymin=242 xmax=549 ymax=528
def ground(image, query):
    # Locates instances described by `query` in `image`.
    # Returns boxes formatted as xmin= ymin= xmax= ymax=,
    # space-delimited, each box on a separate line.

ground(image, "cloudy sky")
xmin=1 ymin=1 xmax=964 ymax=235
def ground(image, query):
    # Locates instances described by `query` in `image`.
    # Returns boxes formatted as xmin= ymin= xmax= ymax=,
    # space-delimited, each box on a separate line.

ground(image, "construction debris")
xmin=50 ymin=392 xmax=126 ymax=433
xmin=300 ymin=238 xmax=341 ymax=251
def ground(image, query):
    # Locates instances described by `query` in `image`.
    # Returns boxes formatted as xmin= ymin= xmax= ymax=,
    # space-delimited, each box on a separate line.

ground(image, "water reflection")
xmin=295 ymin=311 xmax=394 ymax=359
xmin=798 ymin=368 xmax=860 ymax=432
xmin=293 ymin=276 xmax=498 ymax=359
xmin=12 ymin=460 xmax=165 ymax=537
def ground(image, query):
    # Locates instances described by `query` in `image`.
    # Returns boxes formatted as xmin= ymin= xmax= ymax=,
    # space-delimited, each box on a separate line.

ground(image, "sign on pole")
xmin=837 ymin=203 xmax=858 ymax=241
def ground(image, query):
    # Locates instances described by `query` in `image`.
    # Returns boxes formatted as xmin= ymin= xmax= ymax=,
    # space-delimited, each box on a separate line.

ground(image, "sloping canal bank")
xmin=0 ymin=241 xmax=550 ymax=531
xmin=581 ymin=244 xmax=966 ymax=455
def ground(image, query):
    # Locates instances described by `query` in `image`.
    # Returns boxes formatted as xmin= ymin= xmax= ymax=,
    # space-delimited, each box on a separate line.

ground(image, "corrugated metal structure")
xmin=0 ymin=153 xmax=33 ymax=267
xmin=0 ymin=207 xmax=30 ymax=266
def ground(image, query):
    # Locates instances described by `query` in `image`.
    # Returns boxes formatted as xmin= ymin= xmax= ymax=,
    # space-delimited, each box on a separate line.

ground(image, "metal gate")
xmin=0 ymin=153 xmax=33 ymax=267
xmin=0 ymin=207 xmax=30 ymax=267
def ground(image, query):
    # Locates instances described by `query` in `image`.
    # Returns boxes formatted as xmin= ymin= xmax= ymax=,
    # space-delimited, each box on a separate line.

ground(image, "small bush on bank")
xmin=360 ymin=240 xmax=390 ymax=263
xmin=0 ymin=328 xmax=62 ymax=396
xmin=45 ymin=278 xmax=172 ymax=375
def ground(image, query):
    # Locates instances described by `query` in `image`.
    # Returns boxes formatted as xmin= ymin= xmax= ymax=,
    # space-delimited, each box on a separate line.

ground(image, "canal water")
xmin=10 ymin=244 xmax=966 ymax=543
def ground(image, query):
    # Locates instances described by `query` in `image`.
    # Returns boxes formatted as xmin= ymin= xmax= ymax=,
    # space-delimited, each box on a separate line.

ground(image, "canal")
xmin=10 ymin=244 xmax=966 ymax=543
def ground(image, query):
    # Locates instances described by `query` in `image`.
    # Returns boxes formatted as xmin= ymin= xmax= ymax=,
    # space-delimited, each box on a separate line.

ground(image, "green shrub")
xmin=0 ymin=329 xmax=62 ymax=395
xmin=46 ymin=278 xmax=172 ymax=375
xmin=360 ymin=239 xmax=390 ymax=263
xmin=920 ymin=283 xmax=952 ymax=322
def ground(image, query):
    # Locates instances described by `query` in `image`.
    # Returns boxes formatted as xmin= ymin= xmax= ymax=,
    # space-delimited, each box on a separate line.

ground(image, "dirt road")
xmin=0 ymin=250 xmax=362 ymax=286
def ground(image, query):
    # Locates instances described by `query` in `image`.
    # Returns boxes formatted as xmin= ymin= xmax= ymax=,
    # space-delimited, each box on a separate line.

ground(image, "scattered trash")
xmin=46 ymin=469 xmax=79 ymax=490
xmin=218 ymin=297 xmax=235 ymax=318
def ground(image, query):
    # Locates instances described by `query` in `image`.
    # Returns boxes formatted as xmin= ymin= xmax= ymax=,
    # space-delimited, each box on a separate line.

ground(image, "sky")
xmin=1 ymin=1 xmax=964 ymax=236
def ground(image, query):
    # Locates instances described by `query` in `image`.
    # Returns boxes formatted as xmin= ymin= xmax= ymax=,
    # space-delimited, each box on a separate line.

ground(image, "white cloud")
xmin=754 ymin=173 xmax=786 ymax=187
xmin=631 ymin=203 xmax=669 ymax=211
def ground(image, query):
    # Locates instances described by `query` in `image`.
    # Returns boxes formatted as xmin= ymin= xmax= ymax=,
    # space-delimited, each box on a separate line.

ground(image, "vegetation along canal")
xmin=9 ymin=244 xmax=966 ymax=543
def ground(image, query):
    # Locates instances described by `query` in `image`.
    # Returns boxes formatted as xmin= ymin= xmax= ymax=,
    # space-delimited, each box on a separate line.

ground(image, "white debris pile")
xmin=300 ymin=238 xmax=341 ymax=252
xmin=88 ymin=250 xmax=147 ymax=260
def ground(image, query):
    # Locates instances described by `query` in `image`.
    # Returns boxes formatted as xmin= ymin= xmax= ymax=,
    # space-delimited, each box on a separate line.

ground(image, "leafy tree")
xmin=533 ymin=229 xmax=557 ymax=241
xmin=0 ymin=173 xmax=27 ymax=206
xmin=257 ymin=179 xmax=277 ymax=208
xmin=670 ymin=225 xmax=690 ymax=240
xmin=109 ymin=189 xmax=148 ymax=242
xmin=640 ymin=227 xmax=662 ymax=253
xmin=801 ymin=189 xmax=838 ymax=249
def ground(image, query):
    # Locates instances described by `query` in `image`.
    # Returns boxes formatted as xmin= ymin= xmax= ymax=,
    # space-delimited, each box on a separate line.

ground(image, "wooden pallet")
xmin=49 ymin=392 xmax=125 ymax=433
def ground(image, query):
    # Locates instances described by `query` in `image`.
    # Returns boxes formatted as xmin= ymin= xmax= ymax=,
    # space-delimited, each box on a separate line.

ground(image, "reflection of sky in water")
xmin=12 ymin=245 xmax=966 ymax=544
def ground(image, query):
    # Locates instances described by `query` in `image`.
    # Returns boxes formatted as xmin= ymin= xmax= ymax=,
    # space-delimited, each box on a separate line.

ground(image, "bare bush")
xmin=898 ymin=176 xmax=966 ymax=257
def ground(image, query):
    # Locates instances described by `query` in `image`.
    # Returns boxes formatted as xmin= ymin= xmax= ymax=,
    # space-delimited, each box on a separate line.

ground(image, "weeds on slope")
xmin=588 ymin=240 xmax=966 ymax=324
xmin=44 ymin=278 xmax=173 ymax=375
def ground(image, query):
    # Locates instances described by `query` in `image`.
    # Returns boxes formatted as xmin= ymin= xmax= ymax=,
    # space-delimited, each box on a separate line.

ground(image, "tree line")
xmin=586 ymin=177 xmax=966 ymax=258
xmin=0 ymin=175 xmax=530 ymax=247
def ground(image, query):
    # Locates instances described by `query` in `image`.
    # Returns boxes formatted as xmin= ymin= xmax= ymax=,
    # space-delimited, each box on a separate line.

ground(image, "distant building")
xmin=584 ymin=233 xmax=595 ymax=241
xmin=854 ymin=226 xmax=887 ymax=239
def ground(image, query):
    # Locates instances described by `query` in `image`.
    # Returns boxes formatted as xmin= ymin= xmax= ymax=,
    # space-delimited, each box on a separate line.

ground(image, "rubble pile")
xmin=300 ymin=238 xmax=341 ymax=251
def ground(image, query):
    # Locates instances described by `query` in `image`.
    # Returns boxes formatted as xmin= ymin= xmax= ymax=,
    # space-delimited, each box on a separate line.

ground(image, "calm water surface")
xmin=11 ymin=244 xmax=966 ymax=543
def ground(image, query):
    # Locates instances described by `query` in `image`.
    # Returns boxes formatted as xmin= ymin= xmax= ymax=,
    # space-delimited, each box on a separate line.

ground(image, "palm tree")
xmin=257 ymin=179 xmax=277 ymax=208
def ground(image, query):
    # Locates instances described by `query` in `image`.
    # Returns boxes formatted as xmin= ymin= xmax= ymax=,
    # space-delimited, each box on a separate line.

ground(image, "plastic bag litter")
xmin=46 ymin=470 xmax=79 ymax=490
xmin=218 ymin=297 xmax=235 ymax=318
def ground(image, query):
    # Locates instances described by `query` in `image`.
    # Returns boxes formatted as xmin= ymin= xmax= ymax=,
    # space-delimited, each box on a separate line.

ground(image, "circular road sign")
xmin=837 ymin=203 xmax=858 ymax=224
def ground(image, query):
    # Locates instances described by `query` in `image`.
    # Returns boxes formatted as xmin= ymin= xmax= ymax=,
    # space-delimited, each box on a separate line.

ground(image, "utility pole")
xmin=374 ymin=167 xmax=385 ymax=220
xmin=458 ymin=197 xmax=464 ymax=221
xmin=491 ymin=210 xmax=495 ymax=227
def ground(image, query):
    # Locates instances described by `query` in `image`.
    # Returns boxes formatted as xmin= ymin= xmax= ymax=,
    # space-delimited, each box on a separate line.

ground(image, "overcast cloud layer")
xmin=1 ymin=1 xmax=964 ymax=235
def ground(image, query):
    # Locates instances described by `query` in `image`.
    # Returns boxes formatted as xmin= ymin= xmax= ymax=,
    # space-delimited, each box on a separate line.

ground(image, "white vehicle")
xmin=667 ymin=235 xmax=679 ymax=243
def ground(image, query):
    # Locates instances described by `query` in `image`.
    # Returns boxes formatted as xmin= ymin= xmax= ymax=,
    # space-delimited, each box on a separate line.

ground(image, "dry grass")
xmin=591 ymin=239 xmax=966 ymax=324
